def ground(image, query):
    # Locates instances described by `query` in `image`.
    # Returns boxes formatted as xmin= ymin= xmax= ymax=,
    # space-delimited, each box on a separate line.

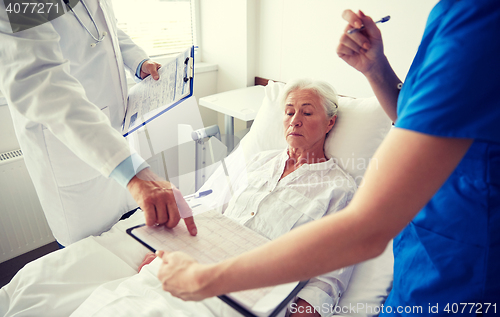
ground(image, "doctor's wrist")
xmin=110 ymin=153 xmax=150 ymax=188
xmin=135 ymin=59 xmax=149 ymax=79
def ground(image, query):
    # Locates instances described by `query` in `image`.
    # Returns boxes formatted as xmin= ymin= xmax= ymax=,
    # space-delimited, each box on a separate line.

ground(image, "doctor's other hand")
xmin=140 ymin=60 xmax=161 ymax=80
xmin=127 ymin=168 xmax=197 ymax=235
xmin=156 ymin=250 xmax=216 ymax=301
xmin=337 ymin=9 xmax=385 ymax=76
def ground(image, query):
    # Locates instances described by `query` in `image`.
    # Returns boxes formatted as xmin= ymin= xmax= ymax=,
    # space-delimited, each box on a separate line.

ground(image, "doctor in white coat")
xmin=0 ymin=0 xmax=197 ymax=246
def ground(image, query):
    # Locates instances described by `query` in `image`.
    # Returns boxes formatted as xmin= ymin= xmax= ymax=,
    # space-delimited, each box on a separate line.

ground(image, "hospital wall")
xmin=199 ymin=0 xmax=439 ymax=101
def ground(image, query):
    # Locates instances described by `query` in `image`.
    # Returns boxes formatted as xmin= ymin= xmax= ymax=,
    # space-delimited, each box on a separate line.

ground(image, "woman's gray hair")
xmin=279 ymin=78 xmax=339 ymax=118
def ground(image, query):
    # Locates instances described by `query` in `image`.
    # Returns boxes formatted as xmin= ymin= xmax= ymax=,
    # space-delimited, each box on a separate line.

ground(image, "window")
xmin=111 ymin=0 xmax=197 ymax=58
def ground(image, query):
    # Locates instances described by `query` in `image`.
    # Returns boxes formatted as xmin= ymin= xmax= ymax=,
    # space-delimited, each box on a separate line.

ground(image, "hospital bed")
xmin=0 ymin=80 xmax=394 ymax=317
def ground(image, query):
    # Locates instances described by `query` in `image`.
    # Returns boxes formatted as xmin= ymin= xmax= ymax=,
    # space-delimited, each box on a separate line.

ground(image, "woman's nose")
xmin=290 ymin=115 xmax=302 ymax=127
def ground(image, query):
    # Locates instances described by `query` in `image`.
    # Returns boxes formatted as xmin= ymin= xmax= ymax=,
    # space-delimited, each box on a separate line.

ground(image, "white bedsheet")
xmin=0 ymin=211 xmax=248 ymax=317
xmin=0 ymin=208 xmax=392 ymax=317
xmin=69 ymin=258 xmax=228 ymax=317
xmin=0 ymin=213 xmax=161 ymax=314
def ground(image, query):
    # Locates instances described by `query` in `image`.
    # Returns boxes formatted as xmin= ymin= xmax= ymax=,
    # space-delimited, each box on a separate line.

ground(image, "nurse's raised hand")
xmin=337 ymin=10 xmax=384 ymax=76
xmin=140 ymin=60 xmax=161 ymax=80
xmin=127 ymin=168 xmax=198 ymax=236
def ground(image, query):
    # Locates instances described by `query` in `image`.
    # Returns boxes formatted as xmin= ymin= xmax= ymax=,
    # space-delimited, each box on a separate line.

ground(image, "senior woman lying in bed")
xmin=74 ymin=79 xmax=356 ymax=317
xmin=1 ymin=79 xmax=356 ymax=317
xmin=133 ymin=78 xmax=356 ymax=316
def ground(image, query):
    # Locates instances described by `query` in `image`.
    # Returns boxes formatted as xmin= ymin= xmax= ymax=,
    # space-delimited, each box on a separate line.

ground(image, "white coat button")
xmin=251 ymin=212 xmax=255 ymax=216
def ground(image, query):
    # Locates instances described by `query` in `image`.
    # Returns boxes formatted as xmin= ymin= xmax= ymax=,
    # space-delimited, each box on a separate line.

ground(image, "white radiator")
xmin=0 ymin=149 xmax=55 ymax=263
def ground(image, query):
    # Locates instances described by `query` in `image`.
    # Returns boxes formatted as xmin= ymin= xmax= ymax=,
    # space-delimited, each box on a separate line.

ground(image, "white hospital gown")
xmin=223 ymin=149 xmax=357 ymax=315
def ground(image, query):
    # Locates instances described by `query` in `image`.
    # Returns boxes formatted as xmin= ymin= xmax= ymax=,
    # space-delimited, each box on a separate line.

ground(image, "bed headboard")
xmin=254 ymin=76 xmax=351 ymax=98
xmin=254 ymin=76 xmax=284 ymax=87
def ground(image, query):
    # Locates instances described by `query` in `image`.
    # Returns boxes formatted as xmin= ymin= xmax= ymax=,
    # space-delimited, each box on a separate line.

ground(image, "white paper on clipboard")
xmin=127 ymin=209 xmax=305 ymax=317
xmin=123 ymin=46 xmax=194 ymax=136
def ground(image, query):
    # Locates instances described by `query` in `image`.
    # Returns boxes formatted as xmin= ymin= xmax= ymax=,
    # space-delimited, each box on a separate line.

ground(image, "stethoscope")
xmin=63 ymin=0 xmax=107 ymax=48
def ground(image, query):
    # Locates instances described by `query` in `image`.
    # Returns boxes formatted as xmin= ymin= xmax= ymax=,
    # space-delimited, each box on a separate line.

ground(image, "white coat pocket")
xmin=42 ymin=128 xmax=101 ymax=187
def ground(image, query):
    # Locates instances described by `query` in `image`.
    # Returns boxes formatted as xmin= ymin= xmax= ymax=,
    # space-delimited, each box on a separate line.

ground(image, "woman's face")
xmin=283 ymin=89 xmax=335 ymax=151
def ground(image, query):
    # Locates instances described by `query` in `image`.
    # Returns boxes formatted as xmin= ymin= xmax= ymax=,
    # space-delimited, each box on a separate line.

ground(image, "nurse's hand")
xmin=156 ymin=250 xmax=216 ymax=301
xmin=140 ymin=60 xmax=161 ymax=80
xmin=337 ymin=9 xmax=385 ymax=76
xmin=127 ymin=168 xmax=197 ymax=236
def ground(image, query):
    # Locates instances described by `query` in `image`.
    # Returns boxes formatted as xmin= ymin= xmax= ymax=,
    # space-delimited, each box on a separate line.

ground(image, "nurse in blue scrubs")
xmin=156 ymin=0 xmax=499 ymax=314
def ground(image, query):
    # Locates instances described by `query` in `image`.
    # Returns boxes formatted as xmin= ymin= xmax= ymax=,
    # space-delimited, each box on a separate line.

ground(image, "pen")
xmin=183 ymin=189 xmax=213 ymax=200
xmin=347 ymin=15 xmax=390 ymax=34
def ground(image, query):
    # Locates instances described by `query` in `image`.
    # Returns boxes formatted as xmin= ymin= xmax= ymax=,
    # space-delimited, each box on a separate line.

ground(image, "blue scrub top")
xmin=382 ymin=0 xmax=500 ymax=315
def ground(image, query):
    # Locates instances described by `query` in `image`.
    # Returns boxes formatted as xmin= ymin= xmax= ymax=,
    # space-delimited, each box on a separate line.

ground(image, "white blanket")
xmin=70 ymin=258 xmax=230 ymax=317
xmin=0 ymin=212 xmax=249 ymax=317
xmin=0 ymin=209 xmax=393 ymax=317
xmin=0 ymin=213 xmax=148 ymax=315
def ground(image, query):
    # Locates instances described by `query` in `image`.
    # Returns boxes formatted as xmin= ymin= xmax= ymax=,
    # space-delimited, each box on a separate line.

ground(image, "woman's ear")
xmin=326 ymin=115 xmax=336 ymax=134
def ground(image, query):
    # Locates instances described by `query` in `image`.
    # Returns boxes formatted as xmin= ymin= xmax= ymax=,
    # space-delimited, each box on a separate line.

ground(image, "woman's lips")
xmin=288 ymin=132 xmax=302 ymax=136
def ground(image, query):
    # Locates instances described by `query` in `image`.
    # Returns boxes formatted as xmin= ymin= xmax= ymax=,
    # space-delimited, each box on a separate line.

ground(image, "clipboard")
xmin=126 ymin=210 xmax=308 ymax=317
xmin=123 ymin=46 xmax=195 ymax=137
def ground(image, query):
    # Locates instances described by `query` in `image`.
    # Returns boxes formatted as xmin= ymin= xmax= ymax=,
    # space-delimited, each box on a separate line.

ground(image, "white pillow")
xmin=238 ymin=80 xmax=287 ymax=158
xmin=200 ymin=80 xmax=394 ymax=317
xmin=325 ymin=96 xmax=392 ymax=185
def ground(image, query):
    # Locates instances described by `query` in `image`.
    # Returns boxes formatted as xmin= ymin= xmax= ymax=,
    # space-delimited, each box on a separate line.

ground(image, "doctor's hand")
xmin=337 ymin=9 xmax=385 ymax=76
xmin=140 ymin=60 xmax=162 ymax=80
xmin=127 ymin=168 xmax=197 ymax=235
xmin=156 ymin=250 xmax=217 ymax=301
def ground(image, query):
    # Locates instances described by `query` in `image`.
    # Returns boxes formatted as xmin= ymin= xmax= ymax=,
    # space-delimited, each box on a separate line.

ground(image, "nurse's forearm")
xmin=206 ymin=204 xmax=385 ymax=296
xmin=364 ymin=55 xmax=401 ymax=123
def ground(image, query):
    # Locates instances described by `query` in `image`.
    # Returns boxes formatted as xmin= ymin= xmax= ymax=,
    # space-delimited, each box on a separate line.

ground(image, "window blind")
xmin=111 ymin=0 xmax=194 ymax=57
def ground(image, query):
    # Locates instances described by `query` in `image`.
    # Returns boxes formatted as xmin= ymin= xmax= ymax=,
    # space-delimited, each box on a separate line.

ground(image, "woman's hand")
xmin=138 ymin=252 xmax=156 ymax=273
xmin=337 ymin=10 xmax=385 ymax=76
xmin=156 ymin=250 xmax=216 ymax=301
xmin=289 ymin=298 xmax=321 ymax=317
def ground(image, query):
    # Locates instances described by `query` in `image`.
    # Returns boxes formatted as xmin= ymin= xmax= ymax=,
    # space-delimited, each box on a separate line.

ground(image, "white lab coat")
xmin=0 ymin=1 xmax=148 ymax=245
